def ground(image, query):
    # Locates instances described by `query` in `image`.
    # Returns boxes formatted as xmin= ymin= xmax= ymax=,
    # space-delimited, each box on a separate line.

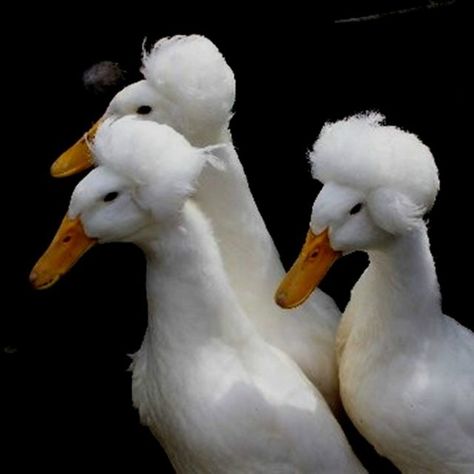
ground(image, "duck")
xmin=49 ymin=34 xmax=341 ymax=411
xmin=31 ymin=116 xmax=365 ymax=473
xmin=275 ymin=112 xmax=474 ymax=473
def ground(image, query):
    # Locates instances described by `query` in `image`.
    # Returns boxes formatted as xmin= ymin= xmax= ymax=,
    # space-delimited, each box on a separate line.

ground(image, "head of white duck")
xmin=31 ymin=116 xmax=221 ymax=290
xmin=276 ymin=112 xmax=440 ymax=309
xmin=50 ymin=34 xmax=235 ymax=178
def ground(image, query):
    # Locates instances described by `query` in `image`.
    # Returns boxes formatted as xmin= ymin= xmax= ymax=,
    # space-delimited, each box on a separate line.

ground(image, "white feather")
xmin=303 ymin=114 xmax=474 ymax=472
xmin=141 ymin=35 xmax=235 ymax=146
xmin=101 ymin=34 xmax=342 ymax=411
xmin=66 ymin=118 xmax=366 ymax=473
xmin=310 ymin=112 xmax=440 ymax=212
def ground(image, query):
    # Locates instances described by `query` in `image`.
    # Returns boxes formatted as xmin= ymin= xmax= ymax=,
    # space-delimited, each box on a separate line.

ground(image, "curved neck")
xmin=136 ymin=201 xmax=256 ymax=353
xmin=194 ymin=145 xmax=284 ymax=311
xmin=364 ymin=225 xmax=442 ymax=329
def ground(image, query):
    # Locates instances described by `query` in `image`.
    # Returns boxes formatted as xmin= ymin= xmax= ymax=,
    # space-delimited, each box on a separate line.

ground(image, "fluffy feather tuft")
xmin=141 ymin=35 xmax=235 ymax=138
xmin=92 ymin=116 xmax=210 ymax=219
xmin=309 ymin=112 xmax=440 ymax=212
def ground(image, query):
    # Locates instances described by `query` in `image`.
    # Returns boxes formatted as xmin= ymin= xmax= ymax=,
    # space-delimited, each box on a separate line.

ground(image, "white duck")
xmin=31 ymin=116 xmax=365 ymax=473
xmin=276 ymin=113 xmax=474 ymax=473
xmin=49 ymin=35 xmax=341 ymax=411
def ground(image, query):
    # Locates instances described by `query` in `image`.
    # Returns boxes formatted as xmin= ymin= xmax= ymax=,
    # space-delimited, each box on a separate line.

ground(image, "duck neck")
xmin=136 ymin=201 xmax=256 ymax=353
xmin=364 ymin=224 xmax=442 ymax=331
xmin=194 ymin=142 xmax=284 ymax=317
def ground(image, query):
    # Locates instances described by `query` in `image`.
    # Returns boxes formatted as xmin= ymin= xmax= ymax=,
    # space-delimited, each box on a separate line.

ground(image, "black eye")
xmin=103 ymin=191 xmax=119 ymax=202
xmin=349 ymin=203 xmax=363 ymax=215
xmin=136 ymin=105 xmax=152 ymax=115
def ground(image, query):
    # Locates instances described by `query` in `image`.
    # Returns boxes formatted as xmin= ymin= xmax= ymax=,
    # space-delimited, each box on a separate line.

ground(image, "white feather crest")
xmin=141 ymin=35 xmax=235 ymax=133
xmin=92 ymin=116 xmax=211 ymax=218
xmin=309 ymin=112 xmax=440 ymax=212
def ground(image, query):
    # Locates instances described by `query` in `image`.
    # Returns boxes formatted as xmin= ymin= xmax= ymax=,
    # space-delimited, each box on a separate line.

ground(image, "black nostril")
xmin=63 ymin=236 xmax=72 ymax=243
xmin=310 ymin=250 xmax=319 ymax=259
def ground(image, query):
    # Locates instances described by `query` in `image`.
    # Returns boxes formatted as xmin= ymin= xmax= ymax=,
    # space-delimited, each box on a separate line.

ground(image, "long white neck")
xmin=194 ymin=140 xmax=285 ymax=324
xmin=188 ymin=125 xmax=341 ymax=409
xmin=137 ymin=201 xmax=256 ymax=354
xmin=354 ymin=225 xmax=443 ymax=339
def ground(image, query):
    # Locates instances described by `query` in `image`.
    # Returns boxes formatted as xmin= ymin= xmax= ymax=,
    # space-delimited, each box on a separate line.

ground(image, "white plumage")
xmin=141 ymin=35 xmax=236 ymax=146
xmin=284 ymin=113 xmax=474 ymax=473
xmin=309 ymin=112 xmax=440 ymax=212
xmin=71 ymin=34 xmax=342 ymax=410
xmin=42 ymin=117 xmax=366 ymax=473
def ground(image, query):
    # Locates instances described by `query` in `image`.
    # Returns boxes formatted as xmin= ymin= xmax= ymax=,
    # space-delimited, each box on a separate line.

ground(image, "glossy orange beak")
xmin=50 ymin=120 xmax=101 ymax=177
xmin=275 ymin=229 xmax=341 ymax=309
xmin=30 ymin=215 xmax=96 ymax=289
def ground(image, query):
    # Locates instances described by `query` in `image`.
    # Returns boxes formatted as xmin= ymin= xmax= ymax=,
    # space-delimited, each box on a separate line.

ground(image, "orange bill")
xmin=275 ymin=229 xmax=341 ymax=309
xmin=30 ymin=216 xmax=96 ymax=290
xmin=50 ymin=120 xmax=101 ymax=177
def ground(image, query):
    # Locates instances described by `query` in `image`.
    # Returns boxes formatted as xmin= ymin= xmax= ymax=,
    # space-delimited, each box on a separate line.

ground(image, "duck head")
xmin=31 ymin=116 xmax=219 ymax=289
xmin=276 ymin=112 xmax=440 ymax=309
xmin=51 ymin=35 xmax=235 ymax=178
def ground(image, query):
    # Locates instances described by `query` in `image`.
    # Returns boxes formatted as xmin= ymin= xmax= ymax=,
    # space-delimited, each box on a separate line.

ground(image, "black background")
xmin=4 ymin=2 xmax=469 ymax=472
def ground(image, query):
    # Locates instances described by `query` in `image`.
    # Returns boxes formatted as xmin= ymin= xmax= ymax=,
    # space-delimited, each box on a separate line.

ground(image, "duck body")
xmin=339 ymin=227 xmax=474 ymax=473
xmin=53 ymin=35 xmax=341 ymax=410
xmin=276 ymin=114 xmax=474 ymax=472
xmin=33 ymin=118 xmax=364 ymax=472
xmin=130 ymin=202 xmax=363 ymax=473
